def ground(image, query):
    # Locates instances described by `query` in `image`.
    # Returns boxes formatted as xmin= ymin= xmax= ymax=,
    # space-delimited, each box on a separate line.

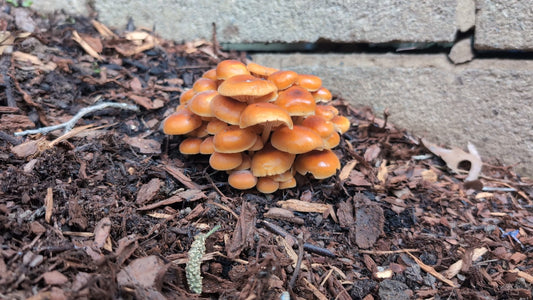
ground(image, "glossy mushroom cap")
xmin=163 ymin=109 xmax=202 ymax=135
xmin=213 ymin=126 xmax=258 ymax=153
xmin=210 ymin=95 xmax=247 ymax=125
xmin=179 ymin=137 xmax=202 ymax=155
xmin=251 ymin=144 xmax=295 ymax=177
xmin=256 ymin=177 xmax=279 ymax=194
xmin=216 ymin=60 xmax=250 ymax=80
xmin=312 ymin=87 xmax=332 ymax=103
xmin=270 ymin=125 xmax=323 ymax=154
xmin=268 ymin=70 xmax=298 ymax=90
xmin=296 ymin=74 xmax=322 ymax=92
xmin=331 ymin=115 xmax=350 ymax=134
xmin=239 ymin=102 xmax=293 ymax=130
xmin=202 ymin=68 xmax=217 ymax=81
xmin=199 ymin=136 xmax=215 ymax=154
xmin=275 ymin=86 xmax=316 ymax=117
xmin=218 ymin=74 xmax=277 ymax=102
xmin=314 ymin=105 xmax=339 ymax=120
xmin=246 ymin=62 xmax=279 ymax=78
xmin=179 ymin=89 xmax=196 ymax=105
xmin=192 ymin=78 xmax=217 ymax=92
xmin=187 ymin=90 xmax=218 ymax=117
xmin=228 ymin=170 xmax=257 ymax=190
xmin=302 ymin=115 xmax=335 ymax=138
xmin=209 ymin=152 xmax=243 ymax=170
xmin=295 ymin=149 xmax=341 ymax=179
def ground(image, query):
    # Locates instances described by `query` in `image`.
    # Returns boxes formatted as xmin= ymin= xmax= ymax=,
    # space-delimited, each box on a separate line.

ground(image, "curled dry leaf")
xmin=93 ymin=217 xmax=112 ymax=249
xmin=422 ymin=139 xmax=482 ymax=182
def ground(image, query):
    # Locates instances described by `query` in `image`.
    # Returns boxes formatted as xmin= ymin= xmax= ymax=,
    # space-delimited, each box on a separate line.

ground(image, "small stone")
xmin=449 ymin=37 xmax=474 ymax=64
xmin=456 ymin=0 xmax=476 ymax=32
xmin=378 ymin=279 xmax=412 ymax=300
xmin=14 ymin=8 xmax=37 ymax=33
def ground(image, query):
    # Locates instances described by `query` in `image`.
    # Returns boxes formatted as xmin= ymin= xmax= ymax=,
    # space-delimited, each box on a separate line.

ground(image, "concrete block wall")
xmin=31 ymin=0 xmax=533 ymax=176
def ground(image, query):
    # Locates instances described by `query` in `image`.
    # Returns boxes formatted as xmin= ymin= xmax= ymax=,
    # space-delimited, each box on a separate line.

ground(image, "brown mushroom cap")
xmin=179 ymin=137 xmax=202 ymax=155
xmin=331 ymin=115 xmax=350 ymax=134
xmin=202 ymin=68 xmax=217 ymax=81
xmin=246 ymin=62 xmax=279 ymax=78
xmin=206 ymin=119 xmax=228 ymax=135
xmin=275 ymin=86 xmax=316 ymax=117
xmin=278 ymin=177 xmax=297 ymax=189
xmin=199 ymin=136 xmax=215 ymax=154
xmin=294 ymin=149 xmax=341 ymax=179
xmin=233 ymin=153 xmax=252 ymax=170
xmin=216 ymin=60 xmax=250 ymax=80
xmin=296 ymin=74 xmax=322 ymax=92
xmin=323 ymin=132 xmax=340 ymax=149
xmin=270 ymin=125 xmax=323 ymax=154
xmin=213 ymin=126 xmax=258 ymax=153
xmin=256 ymin=177 xmax=279 ymax=194
xmin=228 ymin=170 xmax=257 ymax=190
xmin=239 ymin=102 xmax=293 ymax=130
xmin=210 ymin=95 xmax=247 ymax=125
xmin=311 ymin=87 xmax=332 ymax=103
xmin=314 ymin=105 xmax=339 ymax=121
xmin=187 ymin=90 xmax=218 ymax=117
xmin=163 ymin=109 xmax=202 ymax=135
xmin=179 ymin=89 xmax=196 ymax=105
xmin=301 ymin=115 xmax=335 ymax=138
xmin=251 ymin=144 xmax=295 ymax=177
xmin=267 ymin=70 xmax=298 ymax=90
xmin=192 ymin=77 xmax=218 ymax=92
xmin=218 ymin=74 xmax=277 ymax=102
xmin=209 ymin=152 xmax=243 ymax=170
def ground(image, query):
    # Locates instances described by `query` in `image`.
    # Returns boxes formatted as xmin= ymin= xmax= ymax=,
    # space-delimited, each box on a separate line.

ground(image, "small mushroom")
xmin=270 ymin=125 xmax=323 ymax=154
xmin=296 ymin=74 xmax=322 ymax=92
xmin=209 ymin=152 xmax=243 ymax=171
xmin=251 ymin=144 xmax=295 ymax=177
xmin=228 ymin=170 xmax=257 ymax=190
xmin=295 ymin=149 xmax=340 ymax=179
xmin=216 ymin=60 xmax=250 ymax=80
xmin=268 ymin=70 xmax=298 ymax=90
xmin=179 ymin=137 xmax=202 ymax=155
xmin=163 ymin=108 xmax=202 ymax=135
xmin=275 ymin=86 xmax=316 ymax=117
xmin=213 ymin=126 xmax=258 ymax=153
xmin=246 ymin=62 xmax=279 ymax=78
xmin=218 ymin=74 xmax=277 ymax=103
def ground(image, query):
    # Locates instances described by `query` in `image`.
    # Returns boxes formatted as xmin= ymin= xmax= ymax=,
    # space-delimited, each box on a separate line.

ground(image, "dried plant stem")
xmin=14 ymin=102 xmax=139 ymax=136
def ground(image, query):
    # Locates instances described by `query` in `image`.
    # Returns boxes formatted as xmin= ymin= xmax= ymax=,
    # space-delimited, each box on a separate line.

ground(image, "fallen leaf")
xmin=339 ymin=160 xmax=357 ymax=181
xmin=136 ymin=178 xmax=163 ymax=204
xmin=422 ymin=139 xmax=482 ymax=182
xmin=347 ymin=170 xmax=372 ymax=187
xmin=71 ymin=30 xmax=102 ymax=60
xmin=42 ymin=270 xmax=69 ymax=285
xmin=117 ymin=255 xmax=168 ymax=290
xmin=226 ymin=202 xmax=256 ymax=259
xmin=115 ymin=234 xmax=139 ymax=266
xmin=352 ymin=203 xmax=384 ymax=249
xmin=93 ymin=217 xmax=112 ymax=249
xmin=364 ymin=144 xmax=381 ymax=162
xmin=11 ymin=139 xmax=41 ymax=158
xmin=377 ymin=160 xmax=388 ymax=183
xmin=123 ymin=136 xmax=161 ymax=154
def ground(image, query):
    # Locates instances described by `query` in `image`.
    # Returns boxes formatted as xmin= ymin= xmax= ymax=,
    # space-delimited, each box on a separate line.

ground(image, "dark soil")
xmin=1 ymin=6 xmax=533 ymax=300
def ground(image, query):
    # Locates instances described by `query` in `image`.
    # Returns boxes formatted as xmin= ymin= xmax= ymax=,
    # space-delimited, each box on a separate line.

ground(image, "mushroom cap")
xmin=311 ymin=87 xmax=332 ymax=103
xmin=239 ymin=102 xmax=293 ymax=130
xmin=179 ymin=89 xmax=196 ymax=105
xmin=331 ymin=115 xmax=350 ymax=134
xmin=179 ymin=137 xmax=202 ymax=155
xmin=202 ymin=68 xmax=217 ymax=81
xmin=314 ymin=105 xmax=339 ymax=121
xmin=294 ymin=149 xmax=341 ymax=179
xmin=228 ymin=170 xmax=257 ymax=190
xmin=187 ymin=122 xmax=209 ymax=138
xmin=278 ymin=177 xmax=297 ymax=189
xmin=218 ymin=74 xmax=277 ymax=102
xmin=206 ymin=119 xmax=228 ymax=135
xmin=187 ymin=90 xmax=218 ymax=117
xmin=192 ymin=77 xmax=218 ymax=92
xmin=246 ymin=62 xmax=279 ymax=78
xmin=256 ymin=177 xmax=279 ymax=194
xmin=271 ymin=169 xmax=295 ymax=182
xmin=302 ymin=115 xmax=335 ymax=138
xmin=275 ymin=86 xmax=316 ymax=117
xmin=210 ymin=95 xmax=247 ymax=125
xmin=199 ymin=136 xmax=215 ymax=154
xmin=216 ymin=60 xmax=250 ymax=80
xmin=323 ymin=132 xmax=340 ymax=149
xmin=270 ymin=125 xmax=323 ymax=154
xmin=233 ymin=153 xmax=252 ymax=171
xmin=213 ymin=126 xmax=258 ymax=153
xmin=296 ymin=74 xmax=322 ymax=92
xmin=268 ymin=70 xmax=298 ymax=90
xmin=209 ymin=152 xmax=243 ymax=170
xmin=251 ymin=144 xmax=295 ymax=177
xmin=163 ymin=109 xmax=203 ymax=135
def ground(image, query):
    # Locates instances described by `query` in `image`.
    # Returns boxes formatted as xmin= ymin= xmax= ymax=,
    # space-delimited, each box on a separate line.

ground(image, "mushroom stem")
xmin=261 ymin=122 xmax=273 ymax=144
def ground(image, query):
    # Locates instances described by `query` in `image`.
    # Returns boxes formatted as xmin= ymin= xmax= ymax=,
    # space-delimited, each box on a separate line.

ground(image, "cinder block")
xmin=253 ymin=54 xmax=533 ymax=176
xmin=92 ymin=0 xmax=457 ymax=44
xmin=475 ymin=0 xmax=533 ymax=50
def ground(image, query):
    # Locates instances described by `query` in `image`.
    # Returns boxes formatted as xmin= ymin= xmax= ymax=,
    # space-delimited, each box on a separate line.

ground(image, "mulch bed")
xmin=1 ymin=6 xmax=533 ymax=300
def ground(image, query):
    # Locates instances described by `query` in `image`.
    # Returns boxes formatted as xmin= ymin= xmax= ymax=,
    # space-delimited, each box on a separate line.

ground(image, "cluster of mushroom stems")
xmin=163 ymin=60 xmax=350 ymax=193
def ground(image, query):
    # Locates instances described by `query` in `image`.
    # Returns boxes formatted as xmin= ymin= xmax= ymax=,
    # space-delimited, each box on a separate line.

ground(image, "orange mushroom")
xmin=296 ymin=74 xmax=322 ymax=92
xmin=251 ymin=144 xmax=295 ymax=177
xmin=210 ymin=95 xmax=247 ymax=125
xmin=268 ymin=70 xmax=298 ymax=90
xmin=270 ymin=125 xmax=323 ymax=154
xmin=239 ymin=102 xmax=293 ymax=143
xmin=275 ymin=86 xmax=316 ymax=117
xmin=228 ymin=170 xmax=257 ymax=190
xmin=331 ymin=115 xmax=350 ymax=134
xmin=246 ymin=62 xmax=279 ymax=78
xmin=163 ymin=108 xmax=202 ymax=135
xmin=179 ymin=89 xmax=196 ymax=105
xmin=218 ymin=74 xmax=277 ymax=103
xmin=311 ymin=87 xmax=332 ymax=103
xmin=294 ymin=149 xmax=340 ymax=179
xmin=202 ymin=68 xmax=217 ymax=81
xmin=179 ymin=137 xmax=202 ymax=155
xmin=213 ymin=126 xmax=258 ymax=153
xmin=209 ymin=152 xmax=243 ymax=170
xmin=199 ymin=136 xmax=215 ymax=154
xmin=187 ymin=90 xmax=218 ymax=117
xmin=216 ymin=60 xmax=250 ymax=80
xmin=192 ymin=77 xmax=218 ymax=92
xmin=256 ymin=177 xmax=279 ymax=194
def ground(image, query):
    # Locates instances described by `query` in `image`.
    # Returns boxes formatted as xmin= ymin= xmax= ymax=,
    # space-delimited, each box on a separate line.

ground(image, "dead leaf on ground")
xmin=93 ymin=217 xmax=112 ymax=249
xmin=136 ymin=178 xmax=163 ymax=204
xmin=115 ymin=234 xmax=139 ymax=266
xmin=422 ymin=139 xmax=482 ymax=182
xmin=346 ymin=170 xmax=372 ymax=187
xmin=364 ymin=144 xmax=381 ymax=162
xmin=0 ymin=114 xmax=35 ymax=130
xmin=352 ymin=202 xmax=384 ymax=249
xmin=123 ymin=135 xmax=161 ymax=154
xmin=226 ymin=202 xmax=256 ymax=259
xmin=42 ymin=270 xmax=69 ymax=285
xmin=117 ymin=255 xmax=168 ymax=290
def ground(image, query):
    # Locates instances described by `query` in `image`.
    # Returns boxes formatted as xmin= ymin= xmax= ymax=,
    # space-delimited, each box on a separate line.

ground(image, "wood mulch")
xmin=1 ymin=6 xmax=532 ymax=300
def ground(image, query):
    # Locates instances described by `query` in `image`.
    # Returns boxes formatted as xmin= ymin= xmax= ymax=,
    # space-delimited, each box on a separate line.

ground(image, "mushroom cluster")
xmin=163 ymin=60 xmax=350 ymax=193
